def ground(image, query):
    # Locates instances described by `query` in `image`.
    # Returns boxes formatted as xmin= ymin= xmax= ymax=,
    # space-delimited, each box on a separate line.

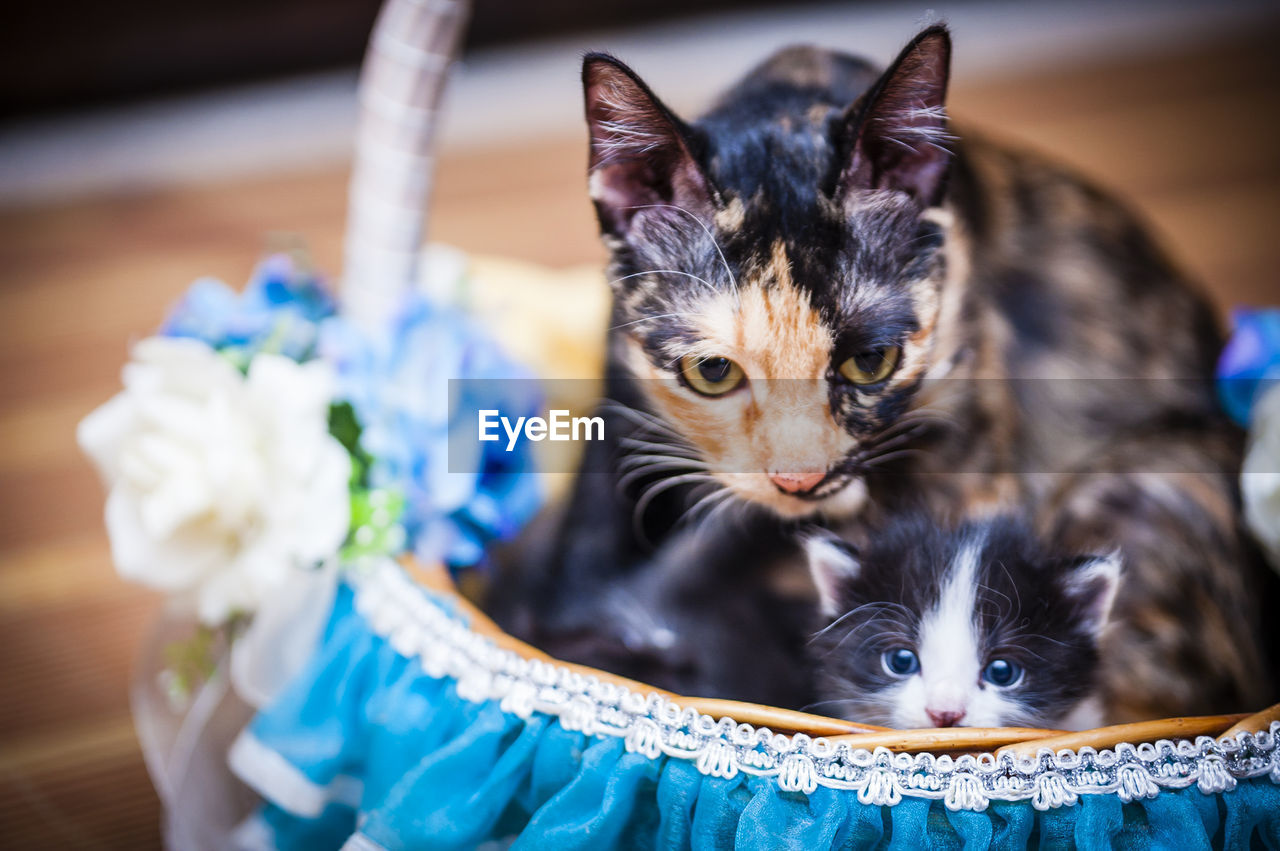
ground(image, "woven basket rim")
xmin=400 ymin=558 xmax=1280 ymax=756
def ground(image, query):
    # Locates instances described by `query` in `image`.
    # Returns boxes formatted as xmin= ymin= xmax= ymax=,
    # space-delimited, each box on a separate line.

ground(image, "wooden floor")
xmin=1 ymin=29 xmax=1277 ymax=848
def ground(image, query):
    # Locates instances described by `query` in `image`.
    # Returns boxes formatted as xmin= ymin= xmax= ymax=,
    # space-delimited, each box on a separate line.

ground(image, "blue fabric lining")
xmin=236 ymin=581 xmax=1280 ymax=850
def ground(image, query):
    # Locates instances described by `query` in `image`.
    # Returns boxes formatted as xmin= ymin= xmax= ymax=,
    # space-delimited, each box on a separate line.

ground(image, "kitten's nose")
xmin=769 ymin=471 xmax=824 ymax=494
xmin=926 ymin=709 xmax=966 ymax=728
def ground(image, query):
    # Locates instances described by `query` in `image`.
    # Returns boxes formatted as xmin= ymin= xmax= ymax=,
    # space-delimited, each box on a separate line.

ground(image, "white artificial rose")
xmin=1243 ymin=382 xmax=1280 ymax=571
xmin=78 ymin=337 xmax=352 ymax=624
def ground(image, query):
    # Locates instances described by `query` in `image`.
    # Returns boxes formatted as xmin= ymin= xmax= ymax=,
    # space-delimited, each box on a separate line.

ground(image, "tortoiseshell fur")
xmin=493 ymin=28 xmax=1276 ymax=720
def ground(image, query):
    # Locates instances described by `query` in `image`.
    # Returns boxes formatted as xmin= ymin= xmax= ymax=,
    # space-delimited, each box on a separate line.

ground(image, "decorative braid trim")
xmin=353 ymin=560 xmax=1280 ymax=812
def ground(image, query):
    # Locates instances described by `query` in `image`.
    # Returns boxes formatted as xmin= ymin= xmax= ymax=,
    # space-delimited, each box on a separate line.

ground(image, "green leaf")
xmin=329 ymin=401 xmax=373 ymax=489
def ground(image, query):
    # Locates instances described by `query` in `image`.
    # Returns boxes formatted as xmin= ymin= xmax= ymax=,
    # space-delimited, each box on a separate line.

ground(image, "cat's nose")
xmin=769 ymin=471 xmax=824 ymax=494
xmin=926 ymin=708 xmax=966 ymax=728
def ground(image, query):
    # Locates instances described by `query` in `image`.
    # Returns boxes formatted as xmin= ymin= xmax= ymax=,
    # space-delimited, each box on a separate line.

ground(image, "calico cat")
xmin=804 ymin=516 xmax=1120 ymax=730
xmin=503 ymin=25 xmax=1275 ymax=721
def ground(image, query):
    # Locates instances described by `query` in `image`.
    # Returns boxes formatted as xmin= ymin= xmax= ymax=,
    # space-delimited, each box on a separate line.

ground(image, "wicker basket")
xmin=340 ymin=0 xmax=1277 ymax=736
xmin=159 ymin=0 xmax=1280 ymax=845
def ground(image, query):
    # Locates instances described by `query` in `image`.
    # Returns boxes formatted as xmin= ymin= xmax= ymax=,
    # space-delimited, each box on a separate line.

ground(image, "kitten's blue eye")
xmin=982 ymin=659 xmax=1023 ymax=688
xmin=882 ymin=648 xmax=919 ymax=676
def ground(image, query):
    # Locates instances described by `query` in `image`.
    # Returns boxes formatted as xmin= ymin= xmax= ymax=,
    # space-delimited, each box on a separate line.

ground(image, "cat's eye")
xmin=982 ymin=659 xmax=1023 ymax=688
xmin=679 ymin=355 xmax=746 ymax=397
xmin=838 ymin=345 xmax=901 ymax=386
xmin=882 ymin=647 xmax=920 ymax=677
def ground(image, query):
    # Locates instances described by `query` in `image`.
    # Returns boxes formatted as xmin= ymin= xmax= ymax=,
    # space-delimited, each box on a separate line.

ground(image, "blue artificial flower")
xmin=320 ymin=294 xmax=542 ymax=570
xmin=1217 ymin=308 xmax=1280 ymax=427
xmin=158 ymin=251 xmax=541 ymax=570
xmin=162 ymin=254 xmax=336 ymax=363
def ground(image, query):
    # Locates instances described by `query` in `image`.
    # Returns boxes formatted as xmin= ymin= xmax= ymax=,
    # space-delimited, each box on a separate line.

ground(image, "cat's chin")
xmin=729 ymin=474 xmax=869 ymax=519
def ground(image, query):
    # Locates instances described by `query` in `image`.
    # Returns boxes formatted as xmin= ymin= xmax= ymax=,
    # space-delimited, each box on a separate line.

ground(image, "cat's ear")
xmin=1062 ymin=550 xmax=1123 ymax=636
xmin=837 ymin=25 xmax=953 ymax=206
xmin=802 ymin=530 xmax=861 ymax=617
xmin=583 ymin=53 xmax=715 ymax=238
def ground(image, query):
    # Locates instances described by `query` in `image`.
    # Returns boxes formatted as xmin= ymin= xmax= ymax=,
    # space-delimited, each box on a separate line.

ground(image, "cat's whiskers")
xmin=979 ymin=587 xmax=1018 ymax=628
xmin=618 ymin=446 xmax=704 ymax=472
xmin=987 ymin=560 xmax=1022 ymax=624
xmin=875 ymin=407 xmax=959 ymax=436
xmin=658 ymin=349 xmax=715 ymax=374
xmin=1001 ymin=630 xmax=1074 ymax=652
xmin=631 ymin=470 xmax=718 ymax=541
xmin=860 ymin=448 xmax=932 ymax=469
xmin=813 ymin=603 xmax=918 ymax=658
xmin=624 ymin=203 xmax=739 ymax=297
xmin=617 ymin=432 xmax=703 ymax=457
xmin=616 ymin=426 xmax=693 ymax=449
xmin=608 ymin=269 xmax=718 ymax=298
xmin=861 ymin=432 xmax=930 ymax=460
xmin=822 ymin=623 xmax=917 ymax=659
xmin=617 ymin=458 xmax=709 ymax=492
xmin=861 ymin=410 xmax=956 ymax=452
xmin=618 ymin=450 xmax=704 ymax=471
xmin=613 ymin=414 xmax=705 ymax=463
xmin=616 ymin=438 xmax=709 ymax=490
xmin=906 ymin=229 xmax=945 ymax=248
xmin=607 ymin=400 xmax=708 ymax=458
xmin=808 ymin=600 xmax=916 ymax=643
xmin=849 ymin=408 xmax=960 ymax=470
xmin=677 ymin=486 xmax=734 ymax=538
xmin=610 ymin=310 xmax=707 ymax=331
xmin=692 ymin=487 xmax=745 ymax=532
xmin=800 ymin=697 xmax=865 ymax=715
xmin=862 ymin=422 xmax=936 ymax=455
xmin=683 ymin=483 xmax=732 ymax=523
xmin=851 ymin=440 xmax=933 ymax=472
xmin=601 ymin=400 xmax=688 ymax=442
xmin=618 ymin=428 xmax=700 ymax=450
xmin=910 ymin=383 xmax=970 ymax=418
xmin=607 ymin=398 xmax=718 ymax=518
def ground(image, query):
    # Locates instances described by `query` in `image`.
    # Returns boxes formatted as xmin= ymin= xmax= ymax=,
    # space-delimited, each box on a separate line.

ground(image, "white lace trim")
xmin=353 ymin=559 xmax=1280 ymax=812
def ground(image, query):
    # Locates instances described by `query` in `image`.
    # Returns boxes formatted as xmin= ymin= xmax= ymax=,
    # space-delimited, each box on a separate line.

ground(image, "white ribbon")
xmin=131 ymin=603 xmax=257 ymax=849
xmin=132 ymin=562 xmax=341 ymax=848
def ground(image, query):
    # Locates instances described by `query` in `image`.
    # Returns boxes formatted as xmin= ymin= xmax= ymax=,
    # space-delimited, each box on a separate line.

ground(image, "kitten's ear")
xmin=802 ymin=530 xmax=861 ymax=617
xmin=1063 ymin=550 xmax=1123 ymax=636
xmin=837 ymin=25 xmax=953 ymax=206
xmin=583 ymin=53 xmax=715 ymax=238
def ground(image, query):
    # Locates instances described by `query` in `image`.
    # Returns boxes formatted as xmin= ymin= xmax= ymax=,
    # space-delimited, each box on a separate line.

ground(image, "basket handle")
xmin=341 ymin=0 xmax=470 ymax=329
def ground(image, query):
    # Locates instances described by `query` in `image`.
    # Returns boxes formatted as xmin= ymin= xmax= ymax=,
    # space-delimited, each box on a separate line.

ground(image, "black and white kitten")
xmin=804 ymin=515 xmax=1121 ymax=729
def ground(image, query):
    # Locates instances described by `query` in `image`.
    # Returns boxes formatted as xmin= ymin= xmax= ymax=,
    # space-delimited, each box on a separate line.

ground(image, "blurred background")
xmin=2 ymin=0 xmax=1278 ymax=845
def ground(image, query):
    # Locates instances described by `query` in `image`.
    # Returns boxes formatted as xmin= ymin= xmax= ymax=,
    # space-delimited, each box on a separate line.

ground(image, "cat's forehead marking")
xmin=699 ymin=239 xmax=834 ymax=379
xmin=916 ymin=532 xmax=985 ymax=707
